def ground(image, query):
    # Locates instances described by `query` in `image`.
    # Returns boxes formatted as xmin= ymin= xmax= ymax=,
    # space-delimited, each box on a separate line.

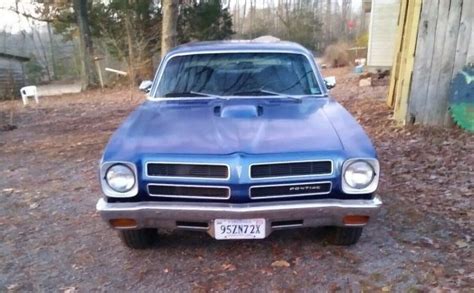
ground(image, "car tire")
xmin=328 ymin=227 xmax=363 ymax=246
xmin=119 ymin=229 xmax=158 ymax=249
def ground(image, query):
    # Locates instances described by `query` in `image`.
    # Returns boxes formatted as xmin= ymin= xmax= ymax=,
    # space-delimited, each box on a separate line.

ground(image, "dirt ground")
xmin=1 ymin=67 xmax=473 ymax=292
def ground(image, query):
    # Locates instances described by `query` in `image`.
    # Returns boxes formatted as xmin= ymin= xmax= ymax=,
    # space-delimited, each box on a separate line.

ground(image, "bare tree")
xmin=46 ymin=22 xmax=57 ymax=80
xmin=161 ymin=0 xmax=178 ymax=58
xmin=73 ymin=0 xmax=96 ymax=90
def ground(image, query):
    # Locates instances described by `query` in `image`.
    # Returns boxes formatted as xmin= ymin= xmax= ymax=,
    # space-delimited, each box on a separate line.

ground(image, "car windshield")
xmin=154 ymin=53 xmax=322 ymax=98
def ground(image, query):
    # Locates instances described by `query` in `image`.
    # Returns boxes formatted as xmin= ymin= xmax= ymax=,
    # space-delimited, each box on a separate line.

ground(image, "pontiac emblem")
xmin=289 ymin=185 xmax=321 ymax=191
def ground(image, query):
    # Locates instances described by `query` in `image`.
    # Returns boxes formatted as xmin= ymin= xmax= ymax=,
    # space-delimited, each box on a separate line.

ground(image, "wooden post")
xmin=393 ymin=0 xmax=422 ymax=123
xmin=94 ymin=58 xmax=104 ymax=89
xmin=386 ymin=0 xmax=408 ymax=108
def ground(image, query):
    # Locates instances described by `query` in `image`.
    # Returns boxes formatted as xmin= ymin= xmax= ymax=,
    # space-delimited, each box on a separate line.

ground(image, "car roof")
xmin=167 ymin=40 xmax=314 ymax=57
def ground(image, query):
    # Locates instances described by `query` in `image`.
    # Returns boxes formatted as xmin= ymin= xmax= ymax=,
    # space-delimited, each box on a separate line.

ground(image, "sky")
xmin=0 ymin=0 xmax=41 ymax=33
xmin=0 ymin=0 xmax=364 ymax=34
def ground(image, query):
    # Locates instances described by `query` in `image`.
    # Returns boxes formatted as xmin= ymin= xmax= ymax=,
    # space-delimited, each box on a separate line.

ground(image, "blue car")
xmin=96 ymin=41 xmax=382 ymax=249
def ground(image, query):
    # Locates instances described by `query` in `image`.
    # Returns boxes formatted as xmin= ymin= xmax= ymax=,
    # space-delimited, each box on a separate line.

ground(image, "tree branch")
xmin=5 ymin=6 xmax=71 ymax=24
xmin=4 ymin=7 xmax=53 ymax=23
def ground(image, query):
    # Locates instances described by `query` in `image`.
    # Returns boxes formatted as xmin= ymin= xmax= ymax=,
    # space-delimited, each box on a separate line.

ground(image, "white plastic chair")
xmin=20 ymin=86 xmax=39 ymax=105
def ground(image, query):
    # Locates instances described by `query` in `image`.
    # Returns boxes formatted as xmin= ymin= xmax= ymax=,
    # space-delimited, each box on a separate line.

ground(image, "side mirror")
xmin=324 ymin=76 xmax=336 ymax=89
xmin=139 ymin=80 xmax=153 ymax=93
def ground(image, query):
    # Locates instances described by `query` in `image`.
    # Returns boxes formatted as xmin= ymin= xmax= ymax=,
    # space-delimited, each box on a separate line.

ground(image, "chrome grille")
xmin=250 ymin=182 xmax=332 ymax=199
xmin=250 ymin=161 xmax=332 ymax=179
xmin=147 ymin=163 xmax=229 ymax=179
xmin=148 ymin=184 xmax=230 ymax=200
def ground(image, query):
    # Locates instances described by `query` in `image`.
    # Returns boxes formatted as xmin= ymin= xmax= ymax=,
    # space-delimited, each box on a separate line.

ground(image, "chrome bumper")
xmin=97 ymin=196 xmax=382 ymax=237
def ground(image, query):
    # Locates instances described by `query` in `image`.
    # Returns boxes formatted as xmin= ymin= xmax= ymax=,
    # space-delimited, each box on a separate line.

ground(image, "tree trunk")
xmin=161 ymin=0 xmax=178 ymax=58
xmin=73 ymin=0 xmax=95 ymax=90
xmin=325 ymin=0 xmax=331 ymax=46
xmin=125 ymin=7 xmax=135 ymax=85
xmin=137 ymin=1 xmax=155 ymax=79
xmin=47 ymin=23 xmax=57 ymax=80
xmin=241 ymin=0 xmax=247 ymax=35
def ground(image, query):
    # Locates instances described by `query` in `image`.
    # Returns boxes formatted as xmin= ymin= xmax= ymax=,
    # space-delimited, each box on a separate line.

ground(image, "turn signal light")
xmin=343 ymin=215 xmax=370 ymax=225
xmin=109 ymin=218 xmax=137 ymax=228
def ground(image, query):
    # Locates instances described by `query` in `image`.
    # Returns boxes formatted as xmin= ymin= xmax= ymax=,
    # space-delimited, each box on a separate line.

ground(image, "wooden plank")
xmin=392 ymin=0 xmax=415 ymax=116
xmin=387 ymin=0 xmax=408 ymax=107
xmin=436 ymin=0 xmax=463 ymax=125
xmin=422 ymin=0 xmax=450 ymax=125
xmin=408 ymin=0 xmax=439 ymax=122
xmin=425 ymin=0 xmax=464 ymax=125
xmin=393 ymin=0 xmax=423 ymax=123
xmin=465 ymin=0 xmax=474 ymax=64
xmin=452 ymin=0 xmax=474 ymax=77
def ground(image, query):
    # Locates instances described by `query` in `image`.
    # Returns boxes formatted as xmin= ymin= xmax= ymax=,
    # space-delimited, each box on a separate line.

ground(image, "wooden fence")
xmin=387 ymin=0 xmax=473 ymax=126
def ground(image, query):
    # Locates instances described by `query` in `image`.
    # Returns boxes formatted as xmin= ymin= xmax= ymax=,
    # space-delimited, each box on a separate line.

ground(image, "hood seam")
xmin=321 ymin=108 xmax=346 ymax=151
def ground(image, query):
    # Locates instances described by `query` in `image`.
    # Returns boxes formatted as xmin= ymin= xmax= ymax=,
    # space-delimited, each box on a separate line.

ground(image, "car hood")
xmin=103 ymin=98 xmax=375 ymax=161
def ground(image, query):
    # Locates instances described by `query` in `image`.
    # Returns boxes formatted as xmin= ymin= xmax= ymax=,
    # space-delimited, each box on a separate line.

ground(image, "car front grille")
xmin=250 ymin=182 xmax=332 ymax=199
xmin=147 ymin=163 xmax=229 ymax=179
xmin=147 ymin=184 xmax=230 ymax=200
xmin=250 ymin=161 xmax=332 ymax=179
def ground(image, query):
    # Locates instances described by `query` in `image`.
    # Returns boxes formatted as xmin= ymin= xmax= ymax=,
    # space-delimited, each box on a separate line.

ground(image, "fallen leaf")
xmin=420 ymin=236 xmax=434 ymax=246
xmin=221 ymin=263 xmax=236 ymax=271
xmin=62 ymin=287 xmax=77 ymax=293
xmin=455 ymin=240 xmax=469 ymax=248
xmin=7 ymin=284 xmax=19 ymax=290
xmin=271 ymin=260 xmax=290 ymax=268
xmin=313 ymin=252 xmax=324 ymax=260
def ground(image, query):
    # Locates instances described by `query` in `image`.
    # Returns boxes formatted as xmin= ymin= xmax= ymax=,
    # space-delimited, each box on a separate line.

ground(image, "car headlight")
xmin=342 ymin=159 xmax=379 ymax=194
xmin=344 ymin=161 xmax=374 ymax=188
xmin=105 ymin=164 xmax=135 ymax=192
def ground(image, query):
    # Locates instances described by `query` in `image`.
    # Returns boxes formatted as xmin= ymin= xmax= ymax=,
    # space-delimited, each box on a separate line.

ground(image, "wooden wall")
xmin=387 ymin=0 xmax=474 ymax=126
xmin=0 ymin=57 xmax=26 ymax=100
xmin=367 ymin=0 xmax=401 ymax=68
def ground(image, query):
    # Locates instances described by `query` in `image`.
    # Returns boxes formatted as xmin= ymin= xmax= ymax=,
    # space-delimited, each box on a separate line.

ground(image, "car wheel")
xmin=119 ymin=228 xmax=158 ymax=249
xmin=328 ymin=227 xmax=363 ymax=246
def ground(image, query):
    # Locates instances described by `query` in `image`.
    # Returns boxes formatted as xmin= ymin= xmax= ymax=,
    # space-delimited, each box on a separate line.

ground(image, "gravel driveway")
xmin=1 ymin=71 xmax=472 ymax=291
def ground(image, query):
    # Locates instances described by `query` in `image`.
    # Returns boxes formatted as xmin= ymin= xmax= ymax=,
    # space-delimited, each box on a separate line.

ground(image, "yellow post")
xmin=393 ymin=0 xmax=423 ymax=122
xmin=387 ymin=0 xmax=408 ymax=108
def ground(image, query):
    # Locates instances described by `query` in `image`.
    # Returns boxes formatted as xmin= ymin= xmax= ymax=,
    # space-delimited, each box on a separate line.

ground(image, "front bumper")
xmin=96 ymin=196 xmax=382 ymax=238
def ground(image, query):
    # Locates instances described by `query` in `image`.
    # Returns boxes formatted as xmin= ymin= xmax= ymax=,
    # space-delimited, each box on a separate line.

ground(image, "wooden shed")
xmin=366 ymin=0 xmax=401 ymax=69
xmin=0 ymin=52 xmax=30 ymax=100
xmin=387 ymin=0 xmax=473 ymax=126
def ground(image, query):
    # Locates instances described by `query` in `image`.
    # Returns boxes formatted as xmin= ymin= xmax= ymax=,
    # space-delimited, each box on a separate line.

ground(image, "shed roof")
xmin=0 ymin=52 xmax=30 ymax=62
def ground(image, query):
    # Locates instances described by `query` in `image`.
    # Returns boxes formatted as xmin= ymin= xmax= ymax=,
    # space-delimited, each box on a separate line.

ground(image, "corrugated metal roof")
xmin=0 ymin=52 xmax=30 ymax=62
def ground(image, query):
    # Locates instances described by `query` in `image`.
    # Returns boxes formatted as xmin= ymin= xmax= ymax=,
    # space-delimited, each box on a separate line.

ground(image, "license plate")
xmin=214 ymin=218 xmax=266 ymax=240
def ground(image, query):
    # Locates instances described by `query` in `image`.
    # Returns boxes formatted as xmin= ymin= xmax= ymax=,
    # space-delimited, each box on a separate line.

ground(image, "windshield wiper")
xmin=231 ymin=88 xmax=303 ymax=102
xmin=231 ymin=89 xmax=279 ymax=96
xmin=164 ymin=91 xmax=218 ymax=98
